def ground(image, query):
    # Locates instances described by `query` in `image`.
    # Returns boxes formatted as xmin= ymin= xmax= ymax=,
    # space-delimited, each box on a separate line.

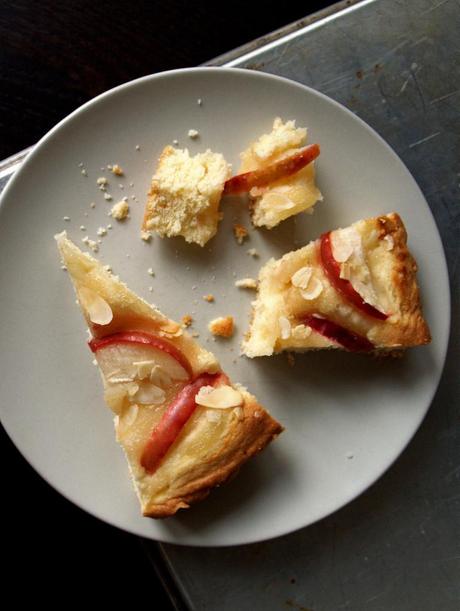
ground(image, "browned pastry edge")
xmin=377 ymin=212 xmax=431 ymax=347
xmin=142 ymin=394 xmax=283 ymax=518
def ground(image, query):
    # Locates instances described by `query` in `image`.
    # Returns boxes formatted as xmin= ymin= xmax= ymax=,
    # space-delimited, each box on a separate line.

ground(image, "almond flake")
xmin=300 ymin=277 xmax=323 ymax=301
xmin=331 ymin=227 xmax=362 ymax=262
xmin=133 ymin=383 xmax=165 ymax=405
xmin=78 ymin=286 xmax=113 ymax=325
xmin=195 ymin=385 xmax=243 ymax=409
xmin=278 ymin=316 xmax=291 ymax=340
xmin=291 ymin=266 xmax=313 ymax=289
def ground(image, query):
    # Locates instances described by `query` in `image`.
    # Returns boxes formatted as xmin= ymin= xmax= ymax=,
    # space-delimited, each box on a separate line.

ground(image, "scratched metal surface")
xmin=158 ymin=0 xmax=460 ymax=609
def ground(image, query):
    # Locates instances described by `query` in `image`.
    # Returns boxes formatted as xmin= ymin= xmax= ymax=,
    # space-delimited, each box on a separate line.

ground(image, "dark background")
xmin=1 ymin=1 xmax=334 ymax=607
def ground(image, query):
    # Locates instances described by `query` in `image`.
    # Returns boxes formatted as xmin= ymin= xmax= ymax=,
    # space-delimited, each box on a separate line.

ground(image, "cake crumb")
xmin=203 ymin=294 xmax=215 ymax=303
xmin=247 ymin=248 xmax=259 ymax=257
xmin=111 ymin=164 xmax=123 ymax=176
xmin=97 ymin=227 xmax=107 ymax=237
xmin=287 ymin=353 xmax=295 ymax=367
xmin=97 ymin=177 xmax=108 ymax=190
xmin=197 ymin=98 xmax=203 ymax=106
xmin=63 ymin=216 xmax=71 ymax=221
xmin=141 ymin=230 xmax=152 ymax=242
xmin=135 ymin=145 xmax=140 ymax=151
xmin=110 ymin=200 xmax=130 ymax=220
xmin=147 ymin=267 xmax=155 ymax=276
xmin=104 ymin=193 xmax=113 ymax=201
xmin=235 ymin=277 xmax=258 ymax=289
xmin=233 ymin=223 xmax=249 ymax=244
xmin=80 ymin=225 xmax=86 ymax=231
xmin=188 ymin=129 xmax=199 ymax=139
xmin=172 ymin=139 xmax=179 ymax=146
xmin=208 ymin=316 xmax=234 ymax=338
xmin=148 ymin=286 xmax=153 ymax=292
xmin=103 ymin=264 xmax=112 ymax=273
xmin=181 ymin=314 xmax=193 ymax=327
xmin=191 ymin=331 xmax=200 ymax=338
xmin=81 ymin=236 xmax=99 ymax=253
xmin=81 ymin=168 xmax=88 ymax=176
xmin=61 ymin=265 xmax=67 ymax=271
xmin=90 ymin=202 xmax=96 ymax=209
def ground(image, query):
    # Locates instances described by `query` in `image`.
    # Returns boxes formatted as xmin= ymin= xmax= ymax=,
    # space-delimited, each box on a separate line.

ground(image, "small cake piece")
xmin=230 ymin=118 xmax=322 ymax=229
xmin=208 ymin=316 xmax=234 ymax=338
xmin=111 ymin=200 xmax=130 ymax=220
xmin=55 ymin=232 xmax=282 ymax=517
xmin=233 ymin=223 xmax=249 ymax=244
xmin=235 ymin=278 xmax=258 ymax=289
xmin=242 ymin=213 xmax=431 ymax=357
xmin=142 ymin=146 xmax=231 ymax=247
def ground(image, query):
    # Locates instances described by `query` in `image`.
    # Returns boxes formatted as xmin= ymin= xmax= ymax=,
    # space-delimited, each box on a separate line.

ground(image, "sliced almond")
xmin=132 ymin=360 xmax=157 ymax=380
xmin=149 ymin=365 xmax=173 ymax=387
xmin=195 ymin=384 xmax=243 ymax=409
xmin=331 ymin=227 xmax=362 ymax=262
xmin=300 ymin=277 xmax=323 ymax=300
xmin=133 ymin=383 xmax=165 ymax=405
xmin=291 ymin=266 xmax=313 ymax=289
xmin=78 ymin=287 xmax=113 ymax=325
xmin=278 ymin=316 xmax=291 ymax=340
xmin=261 ymin=191 xmax=296 ymax=210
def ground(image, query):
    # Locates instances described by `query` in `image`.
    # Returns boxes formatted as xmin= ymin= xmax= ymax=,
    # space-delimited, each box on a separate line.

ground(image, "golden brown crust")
xmin=142 ymin=393 xmax=283 ymax=517
xmin=378 ymin=213 xmax=431 ymax=346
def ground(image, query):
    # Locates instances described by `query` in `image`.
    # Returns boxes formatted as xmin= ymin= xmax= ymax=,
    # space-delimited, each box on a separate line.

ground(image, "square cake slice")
xmin=56 ymin=232 xmax=282 ymax=517
xmin=242 ymin=213 xmax=431 ymax=357
xmin=142 ymin=145 xmax=231 ymax=246
xmin=237 ymin=117 xmax=323 ymax=229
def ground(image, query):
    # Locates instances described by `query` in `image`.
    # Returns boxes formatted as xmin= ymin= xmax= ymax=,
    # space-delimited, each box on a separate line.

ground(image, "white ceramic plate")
xmin=0 ymin=68 xmax=449 ymax=547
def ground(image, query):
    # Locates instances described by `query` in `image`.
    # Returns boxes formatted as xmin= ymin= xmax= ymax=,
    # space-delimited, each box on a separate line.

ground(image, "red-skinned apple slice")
xmin=140 ymin=372 xmax=229 ymax=474
xmin=89 ymin=331 xmax=193 ymax=379
xmin=320 ymin=232 xmax=388 ymax=321
xmin=223 ymin=144 xmax=320 ymax=195
xmin=301 ymin=314 xmax=374 ymax=352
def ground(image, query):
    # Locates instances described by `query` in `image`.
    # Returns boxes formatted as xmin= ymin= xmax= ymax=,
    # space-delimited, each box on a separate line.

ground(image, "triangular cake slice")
xmin=56 ymin=232 xmax=282 ymax=517
xmin=242 ymin=213 xmax=431 ymax=357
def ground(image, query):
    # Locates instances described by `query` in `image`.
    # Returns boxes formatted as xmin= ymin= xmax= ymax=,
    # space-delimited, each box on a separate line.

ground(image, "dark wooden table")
xmin=1 ymin=1 xmax=334 ymax=607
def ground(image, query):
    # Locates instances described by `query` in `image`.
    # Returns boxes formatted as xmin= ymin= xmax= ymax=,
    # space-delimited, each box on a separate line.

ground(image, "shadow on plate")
xmin=158 ymin=443 xmax=296 ymax=534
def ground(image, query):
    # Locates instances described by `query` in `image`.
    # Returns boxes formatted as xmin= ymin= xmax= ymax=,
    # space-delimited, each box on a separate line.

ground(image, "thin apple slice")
xmin=301 ymin=314 xmax=374 ymax=352
xmin=320 ymin=232 xmax=388 ymax=320
xmin=223 ymin=144 xmax=320 ymax=195
xmin=140 ymin=372 xmax=229 ymax=474
xmin=89 ymin=331 xmax=193 ymax=379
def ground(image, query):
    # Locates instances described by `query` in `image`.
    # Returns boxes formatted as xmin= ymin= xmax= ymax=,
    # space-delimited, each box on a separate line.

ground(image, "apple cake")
xmin=242 ymin=213 xmax=431 ymax=357
xmin=56 ymin=232 xmax=282 ymax=517
xmin=224 ymin=117 xmax=322 ymax=229
xmin=142 ymin=145 xmax=231 ymax=246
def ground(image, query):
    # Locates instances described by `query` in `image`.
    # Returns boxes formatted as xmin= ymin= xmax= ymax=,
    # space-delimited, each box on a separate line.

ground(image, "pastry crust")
xmin=242 ymin=213 xmax=431 ymax=357
xmin=56 ymin=232 xmax=282 ymax=517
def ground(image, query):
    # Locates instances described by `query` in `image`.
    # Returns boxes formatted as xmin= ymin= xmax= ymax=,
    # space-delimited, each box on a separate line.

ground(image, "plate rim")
xmin=0 ymin=66 xmax=451 ymax=547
